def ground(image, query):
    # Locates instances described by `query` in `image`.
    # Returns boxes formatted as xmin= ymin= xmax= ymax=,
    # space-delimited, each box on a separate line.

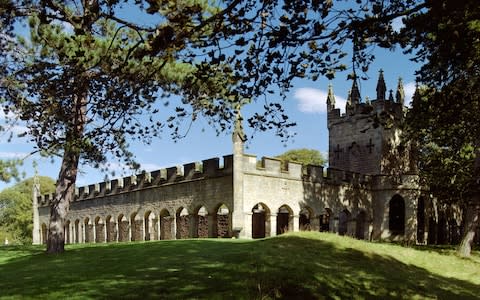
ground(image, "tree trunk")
xmin=46 ymin=88 xmax=87 ymax=254
xmin=458 ymin=202 xmax=479 ymax=257
xmin=458 ymin=144 xmax=480 ymax=257
xmin=46 ymin=150 xmax=80 ymax=254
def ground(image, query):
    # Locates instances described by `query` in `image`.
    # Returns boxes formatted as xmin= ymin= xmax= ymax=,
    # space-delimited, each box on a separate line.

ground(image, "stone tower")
xmin=327 ymin=70 xmax=412 ymax=177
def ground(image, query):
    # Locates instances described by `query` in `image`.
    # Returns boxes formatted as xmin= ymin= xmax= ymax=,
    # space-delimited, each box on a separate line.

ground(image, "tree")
xmin=400 ymin=0 xmax=480 ymax=256
xmin=0 ymin=0 xmax=248 ymax=253
xmin=0 ymin=159 xmax=22 ymax=182
xmin=275 ymin=148 xmax=326 ymax=167
xmin=0 ymin=176 xmax=55 ymax=243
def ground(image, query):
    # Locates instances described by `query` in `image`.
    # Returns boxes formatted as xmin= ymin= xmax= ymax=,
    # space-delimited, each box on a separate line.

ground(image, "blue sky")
xmin=0 ymin=14 xmax=419 ymax=192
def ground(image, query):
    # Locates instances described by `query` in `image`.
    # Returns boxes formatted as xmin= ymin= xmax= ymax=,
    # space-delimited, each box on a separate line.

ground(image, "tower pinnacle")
xmin=376 ymin=69 xmax=386 ymax=100
xmin=396 ymin=77 xmax=405 ymax=106
xmin=326 ymin=83 xmax=336 ymax=112
xmin=350 ymin=78 xmax=361 ymax=104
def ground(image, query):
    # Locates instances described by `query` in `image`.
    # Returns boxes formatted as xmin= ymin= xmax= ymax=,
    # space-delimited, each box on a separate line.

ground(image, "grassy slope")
xmin=0 ymin=232 xmax=479 ymax=299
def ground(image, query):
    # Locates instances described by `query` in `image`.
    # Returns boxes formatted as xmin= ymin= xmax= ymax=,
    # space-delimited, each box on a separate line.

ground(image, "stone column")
xmin=244 ymin=213 xmax=252 ymax=238
xmin=270 ymin=213 xmax=277 ymax=237
xmin=207 ymin=214 xmax=216 ymax=238
xmin=32 ymin=176 xmax=41 ymax=245
xmin=293 ymin=215 xmax=299 ymax=232
xmin=172 ymin=214 xmax=177 ymax=240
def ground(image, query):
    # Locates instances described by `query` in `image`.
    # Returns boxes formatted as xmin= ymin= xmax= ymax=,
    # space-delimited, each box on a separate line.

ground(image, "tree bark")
xmin=458 ymin=202 xmax=479 ymax=257
xmin=458 ymin=142 xmax=480 ymax=257
xmin=46 ymin=150 xmax=80 ymax=254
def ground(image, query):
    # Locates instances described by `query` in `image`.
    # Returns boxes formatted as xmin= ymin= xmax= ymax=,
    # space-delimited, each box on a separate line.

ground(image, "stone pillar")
xmin=92 ymin=222 xmax=97 ymax=243
xmin=115 ymin=221 xmax=119 ymax=242
xmin=232 ymin=115 xmax=246 ymax=238
xmin=172 ymin=214 xmax=177 ymax=240
xmin=207 ymin=214 xmax=216 ymax=238
xmin=32 ymin=176 xmax=41 ymax=245
xmin=293 ymin=215 xmax=299 ymax=232
xmin=244 ymin=213 xmax=252 ymax=238
xmin=103 ymin=221 xmax=107 ymax=243
xmin=270 ymin=213 xmax=277 ymax=237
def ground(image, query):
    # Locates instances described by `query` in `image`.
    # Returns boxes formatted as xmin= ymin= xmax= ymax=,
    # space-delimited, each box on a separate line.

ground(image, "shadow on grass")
xmin=0 ymin=236 xmax=479 ymax=299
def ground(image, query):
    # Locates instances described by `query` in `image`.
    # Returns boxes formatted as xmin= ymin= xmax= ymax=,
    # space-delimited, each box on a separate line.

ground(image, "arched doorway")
xmin=196 ymin=206 xmax=209 ymax=238
xmin=252 ymin=203 xmax=270 ymax=239
xmin=319 ymin=208 xmax=331 ymax=232
xmin=117 ymin=214 xmax=129 ymax=242
xmin=276 ymin=205 xmax=293 ymax=235
xmin=216 ymin=204 xmax=231 ymax=238
xmin=95 ymin=216 xmax=105 ymax=243
xmin=144 ymin=211 xmax=158 ymax=241
xmin=105 ymin=215 xmax=116 ymax=242
xmin=299 ymin=207 xmax=313 ymax=231
xmin=130 ymin=212 xmax=143 ymax=241
xmin=84 ymin=217 xmax=93 ymax=243
xmin=389 ymin=195 xmax=405 ymax=235
xmin=160 ymin=209 xmax=172 ymax=240
xmin=355 ymin=211 xmax=366 ymax=239
xmin=338 ymin=209 xmax=350 ymax=236
xmin=176 ymin=207 xmax=190 ymax=239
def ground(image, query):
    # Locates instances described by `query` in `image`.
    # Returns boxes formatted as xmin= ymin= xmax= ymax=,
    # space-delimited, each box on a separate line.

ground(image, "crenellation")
xmin=223 ymin=155 xmax=234 ymax=171
xmin=202 ymin=157 xmax=220 ymax=175
xmin=166 ymin=166 xmax=181 ymax=182
xmin=262 ymin=156 xmax=282 ymax=173
xmin=286 ymin=161 xmax=302 ymax=177
xmin=304 ymin=165 xmax=324 ymax=182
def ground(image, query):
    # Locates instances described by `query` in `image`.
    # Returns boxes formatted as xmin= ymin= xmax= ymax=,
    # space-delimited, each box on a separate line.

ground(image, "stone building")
xmin=34 ymin=71 xmax=431 ymax=244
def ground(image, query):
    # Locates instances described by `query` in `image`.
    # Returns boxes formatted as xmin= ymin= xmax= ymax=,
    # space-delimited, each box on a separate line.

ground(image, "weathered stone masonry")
xmin=35 ymin=72 xmax=433 ymax=244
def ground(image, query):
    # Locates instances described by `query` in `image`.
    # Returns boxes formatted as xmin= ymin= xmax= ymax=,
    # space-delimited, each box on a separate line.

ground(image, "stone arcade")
xmin=34 ymin=72 xmax=434 ymax=244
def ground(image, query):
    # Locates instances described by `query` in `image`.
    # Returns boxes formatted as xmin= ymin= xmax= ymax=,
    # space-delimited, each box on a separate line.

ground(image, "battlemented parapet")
xmin=38 ymin=155 xmax=233 ymax=207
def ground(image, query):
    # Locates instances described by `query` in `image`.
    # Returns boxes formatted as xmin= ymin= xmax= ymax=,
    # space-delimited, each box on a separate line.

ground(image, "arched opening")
xmin=176 ymin=207 xmax=190 ymax=239
xmin=277 ymin=205 xmax=293 ymax=235
xmin=252 ymin=203 xmax=270 ymax=239
xmin=118 ymin=214 xmax=129 ymax=242
xmin=355 ymin=211 xmax=367 ymax=239
xmin=41 ymin=223 xmax=48 ymax=244
xmin=417 ymin=197 xmax=425 ymax=243
xmin=130 ymin=212 xmax=143 ymax=241
xmin=160 ymin=209 xmax=173 ymax=240
xmin=299 ymin=207 xmax=313 ymax=231
xmin=389 ymin=195 xmax=405 ymax=235
xmin=319 ymin=208 xmax=331 ymax=232
xmin=144 ymin=211 xmax=158 ymax=241
xmin=95 ymin=217 xmax=105 ymax=243
xmin=84 ymin=217 xmax=93 ymax=243
xmin=65 ymin=220 xmax=71 ymax=244
xmin=196 ymin=206 xmax=209 ymax=238
xmin=105 ymin=215 xmax=116 ymax=242
xmin=74 ymin=219 xmax=80 ymax=243
xmin=216 ymin=204 xmax=231 ymax=238
xmin=338 ymin=209 xmax=351 ymax=236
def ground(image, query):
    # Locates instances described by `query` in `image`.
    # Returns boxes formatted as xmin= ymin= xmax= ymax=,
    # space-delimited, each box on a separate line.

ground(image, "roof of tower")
xmin=326 ymin=83 xmax=336 ymax=108
xmin=350 ymin=78 xmax=361 ymax=104
xmin=376 ymin=69 xmax=386 ymax=100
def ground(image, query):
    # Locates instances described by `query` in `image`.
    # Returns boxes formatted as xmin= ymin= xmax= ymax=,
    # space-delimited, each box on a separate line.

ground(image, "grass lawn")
xmin=0 ymin=232 xmax=479 ymax=299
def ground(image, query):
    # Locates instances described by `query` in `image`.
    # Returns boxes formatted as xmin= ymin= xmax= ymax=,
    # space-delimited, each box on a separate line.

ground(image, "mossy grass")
xmin=0 ymin=232 xmax=478 ymax=299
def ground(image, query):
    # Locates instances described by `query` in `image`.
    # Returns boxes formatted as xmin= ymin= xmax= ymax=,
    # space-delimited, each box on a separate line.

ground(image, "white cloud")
xmin=140 ymin=163 xmax=163 ymax=171
xmin=404 ymin=81 xmax=416 ymax=107
xmin=294 ymin=87 xmax=347 ymax=114
xmin=0 ymin=151 xmax=28 ymax=159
